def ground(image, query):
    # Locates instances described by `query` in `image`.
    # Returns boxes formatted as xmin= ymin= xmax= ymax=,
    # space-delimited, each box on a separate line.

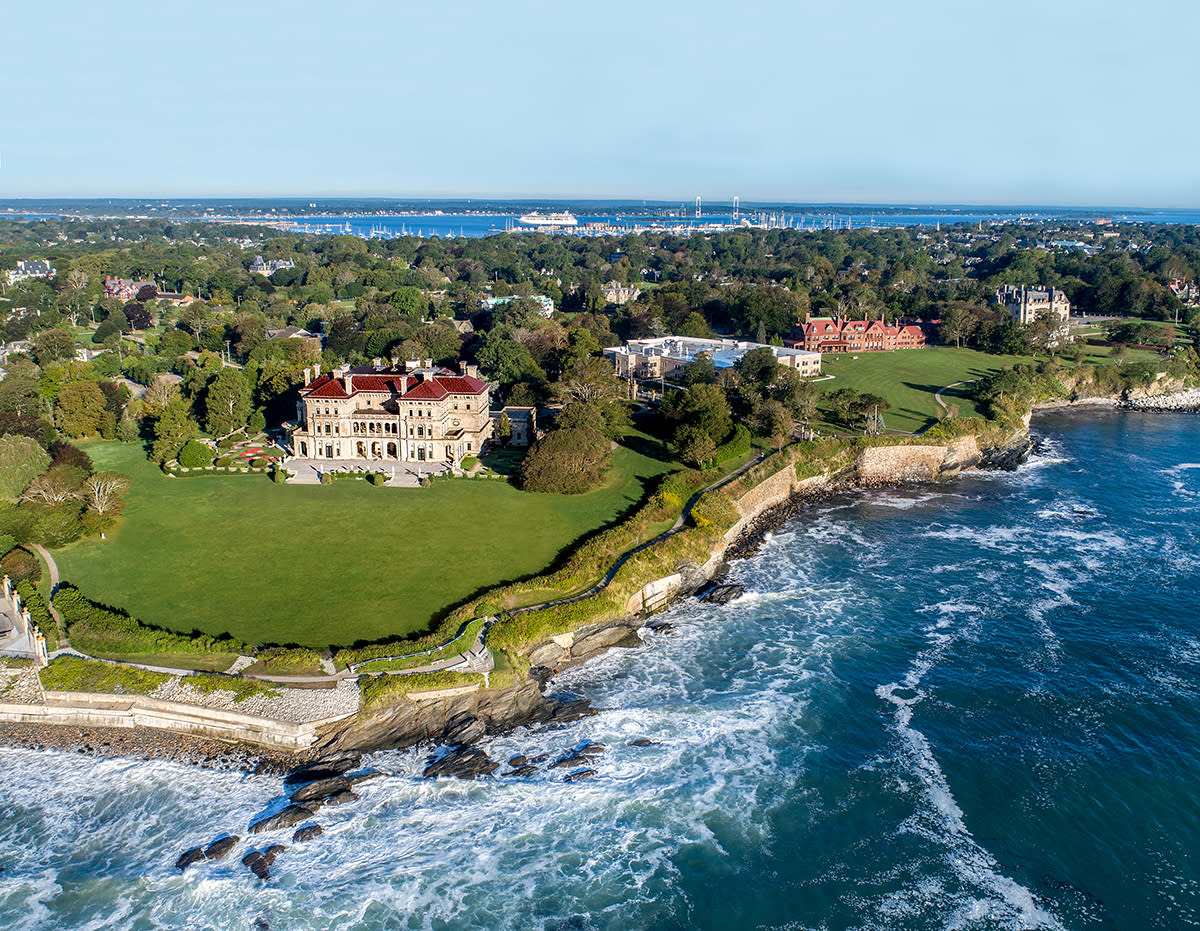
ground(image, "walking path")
xmin=29 ymin=543 xmax=66 ymax=642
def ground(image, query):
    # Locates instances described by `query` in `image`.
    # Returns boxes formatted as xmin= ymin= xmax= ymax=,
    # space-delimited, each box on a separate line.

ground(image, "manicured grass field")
xmin=816 ymin=347 xmax=1035 ymax=432
xmin=815 ymin=344 xmax=1162 ymax=433
xmin=55 ymin=436 xmax=676 ymax=650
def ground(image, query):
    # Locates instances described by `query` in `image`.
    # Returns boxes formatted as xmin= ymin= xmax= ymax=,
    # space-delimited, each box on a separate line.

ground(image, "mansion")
xmin=784 ymin=316 xmax=927 ymax=353
xmin=291 ymin=362 xmax=492 ymax=465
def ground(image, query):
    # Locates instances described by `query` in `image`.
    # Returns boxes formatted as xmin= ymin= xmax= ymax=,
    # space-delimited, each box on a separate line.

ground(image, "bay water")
xmin=2 ymin=410 xmax=1198 ymax=930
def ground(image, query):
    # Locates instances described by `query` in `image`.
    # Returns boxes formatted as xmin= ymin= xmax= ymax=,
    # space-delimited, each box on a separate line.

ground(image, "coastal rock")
xmin=204 ymin=835 xmax=240 ymax=861
xmin=422 ymin=746 xmax=498 ymax=780
xmin=243 ymin=850 xmax=271 ymax=881
xmin=569 ymin=623 xmax=642 ymax=664
xmin=290 ymin=776 xmax=351 ymax=805
xmin=551 ymin=740 xmax=605 ymax=768
xmin=504 ymin=764 xmax=537 ymax=777
xmin=507 ymin=754 xmax=527 ymax=767
xmin=563 ymin=768 xmax=597 ymax=783
xmin=700 ymin=583 xmax=745 ymax=605
xmin=284 ymin=756 xmax=360 ymax=787
xmin=628 ymin=738 xmax=657 ymax=747
xmin=527 ymin=642 xmax=566 ymax=668
xmin=293 ymin=824 xmax=324 ymax=843
xmin=262 ymin=844 xmax=286 ymax=867
xmin=249 ymin=804 xmax=313 ymax=834
xmin=442 ymin=712 xmax=486 ymax=746
xmin=175 ymin=846 xmax=206 ymax=871
xmin=316 ymin=790 xmax=357 ymax=808
xmin=643 ymin=617 xmax=676 ymax=634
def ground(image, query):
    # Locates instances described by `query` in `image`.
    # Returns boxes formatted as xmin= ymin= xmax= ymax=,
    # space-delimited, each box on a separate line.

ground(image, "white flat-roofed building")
xmin=604 ymin=336 xmax=821 ymax=380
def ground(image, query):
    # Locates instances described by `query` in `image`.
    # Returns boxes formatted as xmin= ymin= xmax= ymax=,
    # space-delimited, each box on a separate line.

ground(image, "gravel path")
xmin=151 ymin=678 xmax=360 ymax=724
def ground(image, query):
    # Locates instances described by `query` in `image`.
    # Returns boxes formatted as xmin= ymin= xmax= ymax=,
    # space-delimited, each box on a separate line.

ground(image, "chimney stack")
xmin=303 ymin=366 xmax=311 ymax=386
xmin=463 ymin=363 xmax=478 ymax=379
xmin=345 ymin=373 xmax=353 ymax=393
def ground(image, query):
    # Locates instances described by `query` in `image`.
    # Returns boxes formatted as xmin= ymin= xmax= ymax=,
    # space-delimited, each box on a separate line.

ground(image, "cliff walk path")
xmin=39 ymin=451 xmax=766 ymax=689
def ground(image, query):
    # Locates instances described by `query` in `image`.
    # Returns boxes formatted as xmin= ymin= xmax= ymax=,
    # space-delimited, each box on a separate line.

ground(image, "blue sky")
xmin=2 ymin=0 xmax=1196 ymax=206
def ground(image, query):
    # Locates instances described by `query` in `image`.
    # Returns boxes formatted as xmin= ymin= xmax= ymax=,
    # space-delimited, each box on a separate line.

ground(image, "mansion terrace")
xmin=291 ymin=361 xmax=491 ymax=465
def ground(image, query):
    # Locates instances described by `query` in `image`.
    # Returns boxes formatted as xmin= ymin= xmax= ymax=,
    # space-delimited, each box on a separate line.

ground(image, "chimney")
xmin=406 ymin=359 xmax=421 ymax=371
xmin=303 ymin=366 xmax=312 ymax=386
xmin=345 ymin=373 xmax=353 ymax=393
xmin=425 ymin=358 xmax=433 ymax=369
xmin=463 ymin=363 xmax=478 ymax=379
xmin=313 ymin=362 xmax=321 ymax=379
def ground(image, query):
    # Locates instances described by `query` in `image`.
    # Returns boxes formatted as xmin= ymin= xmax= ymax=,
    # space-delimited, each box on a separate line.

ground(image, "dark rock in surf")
xmin=249 ymin=804 xmax=313 ymax=834
xmin=422 ymin=745 xmax=498 ymax=780
xmin=628 ymin=738 xmax=657 ymax=747
xmin=175 ymin=846 xmax=205 ymax=871
xmin=563 ymin=768 xmax=597 ymax=783
xmin=293 ymin=824 xmax=323 ymax=843
xmin=203 ymin=835 xmax=239 ymax=861
xmin=290 ymin=776 xmax=350 ymax=805
xmin=701 ymin=583 xmax=745 ymax=605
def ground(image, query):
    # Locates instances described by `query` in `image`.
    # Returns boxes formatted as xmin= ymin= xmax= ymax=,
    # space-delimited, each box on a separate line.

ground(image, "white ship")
xmin=517 ymin=211 xmax=578 ymax=227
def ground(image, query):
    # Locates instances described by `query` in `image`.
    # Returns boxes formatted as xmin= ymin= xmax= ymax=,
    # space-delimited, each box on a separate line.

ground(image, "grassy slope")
xmin=54 ymin=436 xmax=675 ymax=650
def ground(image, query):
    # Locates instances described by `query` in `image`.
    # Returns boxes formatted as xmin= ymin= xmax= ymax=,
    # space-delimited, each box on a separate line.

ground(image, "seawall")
xmin=0 ymin=692 xmax=355 ymax=753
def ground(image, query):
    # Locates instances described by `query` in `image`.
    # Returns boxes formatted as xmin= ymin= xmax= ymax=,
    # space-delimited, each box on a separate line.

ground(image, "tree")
xmin=676 ymin=424 xmax=717 ymax=469
xmin=0 ymin=435 xmax=51 ymax=499
xmin=55 ymin=381 xmax=108 ymax=438
xmin=31 ymin=328 xmax=78 ymax=366
xmin=755 ymin=399 xmax=794 ymax=449
xmin=674 ymin=382 xmax=732 ymax=444
xmin=123 ymin=302 xmax=152 ymax=331
xmin=135 ymin=284 xmax=159 ymax=303
xmin=496 ymin=411 xmax=512 ymax=445
xmin=150 ymin=397 xmax=199 ymax=464
xmin=773 ymin=368 xmax=821 ymax=429
xmin=735 ymin=346 xmax=780 ymax=392
xmin=21 ymin=464 xmax=87 ymax=505
xmin=681 ymin=351 xmax=717 ymax=386
xmin=202 ymin=368 xmax=251 ymax=436
xmin=519 ymin=426 xmax=611 ymax=494
xmin=557 ymin=355 xmax=623 ymax=404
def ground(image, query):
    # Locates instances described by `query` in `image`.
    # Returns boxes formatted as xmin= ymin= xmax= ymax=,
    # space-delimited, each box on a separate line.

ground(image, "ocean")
xmin=2 ymin=410 xmax=1198 ymax=930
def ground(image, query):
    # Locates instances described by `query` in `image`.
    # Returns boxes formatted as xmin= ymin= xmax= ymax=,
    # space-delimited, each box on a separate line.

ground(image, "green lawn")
xmin=55 ymin=436 xmax=676 ymax=650
xmin=814 ymin=345 xmax=1163 ymax=434
xmin=816 ymin=347 xmax=1036 ymax=433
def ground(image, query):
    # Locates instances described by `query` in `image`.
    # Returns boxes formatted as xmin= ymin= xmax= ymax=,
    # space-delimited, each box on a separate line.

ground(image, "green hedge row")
xmin=15 ymin=580 xmax=58 ymax=653
xmin=53 ymin=584 xmax=247 ymax=658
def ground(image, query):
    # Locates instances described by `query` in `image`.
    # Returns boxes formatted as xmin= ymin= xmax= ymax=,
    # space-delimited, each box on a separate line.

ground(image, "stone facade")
xmin=290 ymin=362 xmax=492 ymax=466
xmin=995 ymin=284 xmax=1071 ymax=331
xmin=785 ymin=316 xmax=927 ymax=353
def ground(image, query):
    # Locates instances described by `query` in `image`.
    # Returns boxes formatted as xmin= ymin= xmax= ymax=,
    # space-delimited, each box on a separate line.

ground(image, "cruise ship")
xmin=517 ymin=211 xmax=578 ymax=227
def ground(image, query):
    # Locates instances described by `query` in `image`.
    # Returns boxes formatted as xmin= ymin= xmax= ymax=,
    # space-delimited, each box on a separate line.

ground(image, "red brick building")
xmin=784 ymin=316 xmax=926 ymax=353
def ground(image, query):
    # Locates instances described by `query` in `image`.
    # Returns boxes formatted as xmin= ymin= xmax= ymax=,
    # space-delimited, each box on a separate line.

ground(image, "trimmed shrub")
xmin=178 ymin=440 xmax=215 ymax=468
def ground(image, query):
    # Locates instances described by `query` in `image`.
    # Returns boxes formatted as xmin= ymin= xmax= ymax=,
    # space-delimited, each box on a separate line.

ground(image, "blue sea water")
xmin=2 ymin=410 xmax=1199 ymax=930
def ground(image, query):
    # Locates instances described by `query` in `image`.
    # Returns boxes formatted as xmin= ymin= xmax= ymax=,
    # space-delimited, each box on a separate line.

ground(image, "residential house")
xmin=602 ymin=281 xmax=641 ymax=305
xmin=103 ymin=277 xmax=155 ymax=302
xmin=480 ymin=295 xmax=555 ymax=318
xmin=249 ymin=256 xmax=296 ymax=277
xmin=6 ymin=261 xmax=56 ymax=285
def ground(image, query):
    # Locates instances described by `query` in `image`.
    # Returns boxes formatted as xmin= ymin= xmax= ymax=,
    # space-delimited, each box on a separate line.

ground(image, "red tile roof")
xmin=403 ymin=379 xmax=448 ymax=400
xmin=302 ymin=370 xmax=489 ymax=402
xmin=303 ymin=375 xmax=350 ymax=399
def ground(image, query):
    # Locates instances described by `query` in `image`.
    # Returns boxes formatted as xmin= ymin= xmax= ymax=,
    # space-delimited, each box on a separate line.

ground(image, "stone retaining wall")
xmin=0 ymin=692 xmax=354 ymax=751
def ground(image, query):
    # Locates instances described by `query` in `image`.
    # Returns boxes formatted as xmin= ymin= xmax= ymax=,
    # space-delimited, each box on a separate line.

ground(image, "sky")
xmin=2 ymin=0 xmax=1197 ymax=207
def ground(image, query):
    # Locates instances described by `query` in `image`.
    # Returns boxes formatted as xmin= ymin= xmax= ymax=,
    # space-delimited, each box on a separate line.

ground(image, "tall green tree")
xmin=203 ymin=368 xmax=252 ymax=436
xmin=55 ymin=381 xmax=108 ymax=438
